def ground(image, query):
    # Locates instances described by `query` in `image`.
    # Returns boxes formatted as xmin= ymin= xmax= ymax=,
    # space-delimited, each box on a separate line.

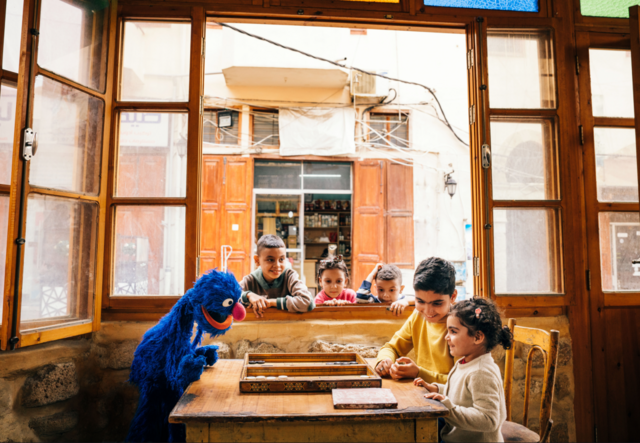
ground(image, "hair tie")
xmin=475 ymin=308 xmax=482 ymax=318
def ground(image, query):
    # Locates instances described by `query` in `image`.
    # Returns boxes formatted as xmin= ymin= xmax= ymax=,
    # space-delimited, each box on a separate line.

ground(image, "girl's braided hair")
xmin=451 ymin=297 xmax=513 ymax=351
xmin=317 ymin=255 xmax=350 ymax=282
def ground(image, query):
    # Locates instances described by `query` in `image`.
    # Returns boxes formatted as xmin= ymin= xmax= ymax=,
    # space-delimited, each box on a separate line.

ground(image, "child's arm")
xmin=282 ymin=270 xmax=315 ymax=312
xmin=389 ymin=295 xmax=415 ymax=316
xmin=356 ymin=280 xmax=380 ymax=303
xmin=431 ymin=372 xmax=504 ymax=433
xmin=375 ymin=314 xmax=415 ymax=374
xmin=239 ymin=275 xmax=273 ymax=318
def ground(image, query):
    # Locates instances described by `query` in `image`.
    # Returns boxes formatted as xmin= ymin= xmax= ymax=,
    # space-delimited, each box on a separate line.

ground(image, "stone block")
xmin=550 ymin=421 xmax=569 ymax=443
xmin=557 ymin=339 xmax=572 ymax=366
xmin=22 ymin=363 xmax=79 ymax=408
xmin=554 ymin=372 xmax=571 ymax=401
xmin=93 ymin=340 xmax=139 ymax=370
xmin=308 ymin=340 xmax=380 ymax=358
xmin=28 ymin=411 xmax=78 ymax=437
xmin=234 ymin=339 xmax=284 ymax=359
xmin=512 ymin=358 xmax=526 ymax=381
xmin=211 ymin=342 xmax=232 ymax=359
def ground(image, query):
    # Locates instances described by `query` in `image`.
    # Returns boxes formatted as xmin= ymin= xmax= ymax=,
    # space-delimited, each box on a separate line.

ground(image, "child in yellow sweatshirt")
xmin=375 ymin=257 xmax=458 ymax=384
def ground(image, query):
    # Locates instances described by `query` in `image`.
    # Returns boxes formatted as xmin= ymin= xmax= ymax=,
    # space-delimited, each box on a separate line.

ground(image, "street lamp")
xmin=444 ymin=171 xmax=457 ymax=198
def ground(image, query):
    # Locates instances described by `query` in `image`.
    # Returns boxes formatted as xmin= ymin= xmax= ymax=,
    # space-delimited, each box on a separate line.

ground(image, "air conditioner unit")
xmin=350 ymin=70 xmax=389 ymax=101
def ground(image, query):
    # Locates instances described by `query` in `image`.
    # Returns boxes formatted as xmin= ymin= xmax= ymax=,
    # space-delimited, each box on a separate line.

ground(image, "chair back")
xmin=503 ymin=319 xmax=559 ymax=442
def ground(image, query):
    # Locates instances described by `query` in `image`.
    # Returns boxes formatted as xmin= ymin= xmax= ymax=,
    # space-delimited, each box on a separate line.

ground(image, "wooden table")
xmin=170 ymin=359 xmax=449 ymax=443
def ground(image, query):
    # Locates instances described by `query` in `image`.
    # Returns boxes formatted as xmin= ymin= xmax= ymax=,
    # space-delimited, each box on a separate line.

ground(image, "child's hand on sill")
xmin=389 ymin=298 xmax=410 ymax=316
xmin=413 ymin=377 xmax=438 ymax=393
xmin=322 ymin=299 xmax=351 ymax=307
xmin=247 ymin=294 xmax=276 ymax=318
xmin=390 ymin=357 xmax=419 ymax=379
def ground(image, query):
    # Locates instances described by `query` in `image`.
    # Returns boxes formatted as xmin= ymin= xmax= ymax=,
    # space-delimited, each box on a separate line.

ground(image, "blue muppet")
xmin=126 ymin=269 xmax=246 ymax=443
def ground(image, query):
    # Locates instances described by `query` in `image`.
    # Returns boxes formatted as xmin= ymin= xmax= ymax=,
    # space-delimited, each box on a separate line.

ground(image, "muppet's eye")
xmin=222 ymin=298 xmax=234 ymax=307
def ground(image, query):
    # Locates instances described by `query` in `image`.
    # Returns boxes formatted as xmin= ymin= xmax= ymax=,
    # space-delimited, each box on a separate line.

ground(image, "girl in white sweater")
xmin=414 ymin=297 xmax=513 ymax=442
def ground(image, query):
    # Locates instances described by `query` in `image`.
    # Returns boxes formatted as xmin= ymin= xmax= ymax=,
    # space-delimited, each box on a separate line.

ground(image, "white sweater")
xmin=434 ymin=353 xmax=507 ymax=442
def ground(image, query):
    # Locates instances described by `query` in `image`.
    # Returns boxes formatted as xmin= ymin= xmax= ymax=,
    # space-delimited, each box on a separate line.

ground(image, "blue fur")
xmin=126 ymin=269 xmax=242 ymax=442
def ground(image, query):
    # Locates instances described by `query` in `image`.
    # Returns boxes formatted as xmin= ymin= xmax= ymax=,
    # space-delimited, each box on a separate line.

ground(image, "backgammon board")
xmin=239 ymin=352 xmax=382 ymax=393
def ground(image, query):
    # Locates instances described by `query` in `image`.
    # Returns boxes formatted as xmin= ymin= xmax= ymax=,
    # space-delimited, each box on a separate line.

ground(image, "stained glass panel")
xmin=423 ymin=0 xmax=538 ymax=12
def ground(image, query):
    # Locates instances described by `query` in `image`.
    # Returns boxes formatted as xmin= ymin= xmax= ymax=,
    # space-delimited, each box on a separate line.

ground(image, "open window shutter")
xmin=221 ymin=157 xmax=254 ymax=278
xmin=386 ymin=161 xmax=414 ymax=269
xmin=352 ymin=160 xmax=386 ymax=287
xmin=200 ymin=156 xmax=223 ymax=276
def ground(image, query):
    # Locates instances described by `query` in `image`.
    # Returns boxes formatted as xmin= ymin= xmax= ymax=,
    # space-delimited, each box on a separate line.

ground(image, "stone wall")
xmin=0 ymin=316 xmax=575 ymax=442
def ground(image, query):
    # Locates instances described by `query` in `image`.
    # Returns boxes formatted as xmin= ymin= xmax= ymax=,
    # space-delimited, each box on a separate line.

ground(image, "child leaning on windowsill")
xmin=356 ymin=263 xmax=414 ymax=315
xmin=314 ymin=256 xmax=357 ymax=306
xmin=239 ymin=234 xmax=315 ymax=318
xmin=414 ymin=297 xmax=513 ymax=443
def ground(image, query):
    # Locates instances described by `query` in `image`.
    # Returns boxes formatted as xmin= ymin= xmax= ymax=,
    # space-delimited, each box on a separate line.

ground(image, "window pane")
xmin=2 ymin=0 xmax=23 ymax=73
xmin=589 ymin=49 xmax=633 ymax=118
xmin=488 ymin=30 xmax=556 ymax=109
xmin=0 ymin=195 xmax=9 ymax=324
xmin=369 ymin=113 xmax=409 ymax=149
xmin=581 ymin=0 xmax=639 ymax=18
xmin=423 ymin=0 xmax=538 ymax=12
xmin=114 ymin=206 xmax=185 ymax=296
xmin=120 ymin=21 xmax=191 ymax=102
xmin=30 ymin=76 xmax=104 ymax=195
xmin=20 ymin=195 xmax=98 ymax=331
xmin=38 ymin=0 xmax=108 ymax=92
xmin=0 ymin=83 xmax=17 ymax=185
xmin=303 ymin=162 xmax=351 ymax=191
xmin=253 ymin=112 xmax=279 ymax=147
xmin=255 ymin=194 xmax=301 ymax=246
xmin=203 ymin=110 xmax=240 ymax=146
xmin=494 ymin=208 xmax=562 ymax=294
xmin=117 ymin=112 xmax=187 ymax=198
xmin=491 ymin=119 xmax=558 ymax=200
xmin=599 ymin=212 xmax=640 ymax=291
xmin=254 ymin=160 xmax=301 ymax=189
xmin=594 ymin=127 xmax=638 ymax=202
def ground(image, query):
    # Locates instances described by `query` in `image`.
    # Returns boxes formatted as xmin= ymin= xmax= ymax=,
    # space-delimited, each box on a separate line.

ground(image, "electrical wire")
xmin=211 ymin=21 xmax=469 ymax=147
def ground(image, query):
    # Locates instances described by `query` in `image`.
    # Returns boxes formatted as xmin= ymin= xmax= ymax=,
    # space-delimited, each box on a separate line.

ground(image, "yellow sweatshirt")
xmin=375 ymin=310 xmax=454 ymax=384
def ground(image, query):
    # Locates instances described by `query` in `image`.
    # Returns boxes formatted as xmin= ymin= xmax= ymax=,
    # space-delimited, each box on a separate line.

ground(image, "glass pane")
xmin=581 ymin=0 xmax=640 ymax=18
xmin=255 ymin=194 xmax=301 ymax=247
xmin=117 ymin=112 xmax=188 ymax=198
xmin=120 ymin=21 xmax=191 ymax=102
xmin=30 ymin=76 xmax=105 ymax=195
xmin=491 ymin=119 xmax=558 ymax=200
xmin=589 ymin=49 xmax=633 ymax=118
xmin=2 ymin=0 xmax=23 ymax=73
xmin=0 ymin=83 xmax=17 ymax=185
xmin=20 ymin=195 xmax=98 ymax=331
xmin=488 ymin=30 xmax=556 ymax=109
xmin=423 ymin=0 xmax=538 ymax=11
xmin=254 ymin=160 xmax=301 ymax=189
xmin=493 ymin=208 xmax=562 ymax=294
xmin=113 ymin=206 xmax=185 ymax=296
xmin=253 ymin=112 xmax=279 ymax=147
xmin=0 ymin=195 xmax=9 ymax=323
xmin=38 ymin=0 xmax=108 ymax=92
xmin=599 ymin=212 xmax=640 ymax=291
xmin=303 ymin=162 xmax=351 ymax=191
xmin=203 ymin=110 xmax=240 ymax=146
xmin=287 ymin=251 xmax=302 ymax=281
xmin=594 ymin=127 xmax=638 ymax=202
xmin=369 ymin=113 xmax=409 ymax=149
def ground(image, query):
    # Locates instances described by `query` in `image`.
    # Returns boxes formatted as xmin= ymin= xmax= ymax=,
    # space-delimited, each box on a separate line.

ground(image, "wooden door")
xmin=386 ymin=162 xmax=414 ymax=269
xmin=200 ymin=156 xmax=253 ymax=280
xmin=352 ymin=160 xmax=385 ymax=286
xmin=577 ymin=30 xmax=640 ymax=442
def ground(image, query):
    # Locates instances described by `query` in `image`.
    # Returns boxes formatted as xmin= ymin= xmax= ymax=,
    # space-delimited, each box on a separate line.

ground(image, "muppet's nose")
xmin=232 ymin=302 xmax=246 ymax=322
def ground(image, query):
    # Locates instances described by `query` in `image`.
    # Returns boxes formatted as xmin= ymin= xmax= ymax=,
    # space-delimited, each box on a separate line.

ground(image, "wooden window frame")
xmin=202 ymin=107 xmax=243 ymax=147
xmin=250 ymin=108 xmax=280 ymax=149
xmin=367 ymin=109 xmax=410 ymax=150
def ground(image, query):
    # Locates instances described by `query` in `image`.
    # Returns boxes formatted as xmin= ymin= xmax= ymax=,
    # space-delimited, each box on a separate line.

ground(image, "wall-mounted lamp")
xmin=444 ymin=171 xmax=457 ymax=198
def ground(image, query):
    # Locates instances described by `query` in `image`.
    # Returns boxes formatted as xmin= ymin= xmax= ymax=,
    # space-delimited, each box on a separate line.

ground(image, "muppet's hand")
xmin=195 ymin=345 xmax=219 ymax=366
xmin=177 ymin=353 xmax=207 ymax=390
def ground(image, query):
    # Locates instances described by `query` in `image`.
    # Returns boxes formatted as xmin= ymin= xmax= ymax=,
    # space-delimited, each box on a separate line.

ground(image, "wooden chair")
xmin=501 ymin=319 xmax=560 ymax=443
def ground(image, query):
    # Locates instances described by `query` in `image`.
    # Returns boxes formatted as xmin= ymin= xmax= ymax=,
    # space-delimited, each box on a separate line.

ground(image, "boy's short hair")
xmin=413 ymin=257 xmax=455 ymax=295
xmin=256 ymin=234 xmax=286 ymax=255
xmin=375 ymin=264 xmax=403 ymax=284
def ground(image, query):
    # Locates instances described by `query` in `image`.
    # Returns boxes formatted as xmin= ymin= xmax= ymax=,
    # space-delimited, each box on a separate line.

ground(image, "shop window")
xmin=38 ymin=0 xmax=108 ymax=92
xmin=598 ymin=212 xmax=640 ymax=291
xmin=594 ymin=127 xmax=638 ymax=202
xmin=487 ymin=30 xmax=556 ymax=109
xmin=116 ymin=112 xmax=188 ymax=198
xmin=20 ymin=195 xmax=98 ymax=332
xmin=2 ymin=0 xmax=23 ymax=73
xmin=120 ymin=21 xmax=191 ymax=102
xmin=30 ymin=76 xmax=104 ymax=196
xmin=589 ymin=49 xmax=633 ymax=118
xmin=368 ymin=112 xmax=409 ymax=150
xmin=254 ymin=161 xmax=302 ymax=189
xmin=252 ymin=111 xmax=279 ymax=147
xmin=113 ymin=206 xmax=185 ymax=296
xmin=580 ymin=0 xmax=640 ymax=18
xmin=303 ymin=162 xmax=351 ymax=191
xmin=0 ymin=83 xmax=16 ymax=185
xmin=203 ymin=110 xmax=240 ymax=146
xmin=423 ymin=0 xmax=538 ymax=12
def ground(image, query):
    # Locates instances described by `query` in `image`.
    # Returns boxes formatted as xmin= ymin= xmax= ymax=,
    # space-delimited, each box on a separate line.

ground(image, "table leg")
xmin=415 ymin=419 xmax=438 ymax=442
xmin=186 ymin=423 xmax=208 ymax=443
